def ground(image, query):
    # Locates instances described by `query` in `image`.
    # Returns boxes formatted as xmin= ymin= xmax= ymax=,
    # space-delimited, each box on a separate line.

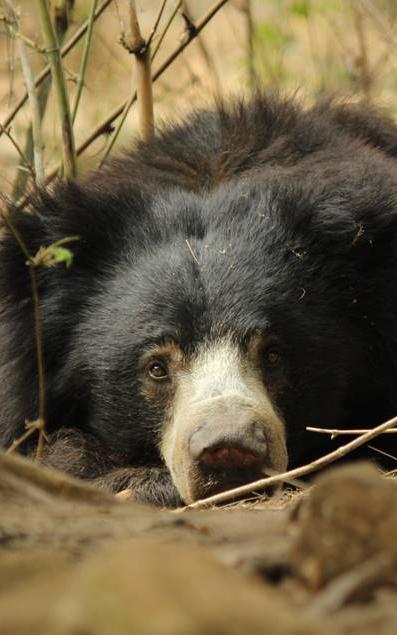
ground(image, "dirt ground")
xmin=1 ymin=451 xmax=396 ymax=635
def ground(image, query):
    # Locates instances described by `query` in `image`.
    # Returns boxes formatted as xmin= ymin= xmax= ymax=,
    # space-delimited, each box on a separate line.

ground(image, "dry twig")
xmin=0 ymin=209 xmax=47 ymax=460
xmin=352 ymin=4 xmax=372 ymax=98
xmin=5 ymin=419 xmax=47 ymax=456
xmin=72 ymin=0 xmax=98 ymax=123
xmin=307 ymin=426 xmax=397 ymax=438
xmin=182 ymin=414 xmax=397 ymax=510
xmin=18 ymin=41 xmax=45 ymax=186
xmin=147 ymin=0 xmax=168 ymax=47
xmin=151 ymin=0 xmax=182 ymax=60
xmin=125 ymin=0 xmax=155 ymax=141
xmin=182 ymin=1 xmax=222 ymax=95
xmin=0 ymin=123 xmax=35 ymax=184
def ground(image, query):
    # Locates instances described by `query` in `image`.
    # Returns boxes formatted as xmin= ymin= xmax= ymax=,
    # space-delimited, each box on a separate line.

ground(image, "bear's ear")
xmin=322 ymin=101 xmax=397 ymax=160
xmin=276 ymin=166 xmax=397 ymax=261
xmin=36 ymin=180 xmax=150 ymax=265
xmin=1 ymin=180 xmax=150 ymax=290
xmin=315 ymin=199 xmax=397 ymax=262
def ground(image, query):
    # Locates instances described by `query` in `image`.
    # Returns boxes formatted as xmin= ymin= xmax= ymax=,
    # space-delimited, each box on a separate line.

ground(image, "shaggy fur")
xmin=1 ymin=94 xmax=397 ymax=506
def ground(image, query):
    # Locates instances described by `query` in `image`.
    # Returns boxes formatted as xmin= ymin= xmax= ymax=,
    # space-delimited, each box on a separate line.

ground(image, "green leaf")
xmin=45 ymin=245 xmax=75 ymax=268
xmin=29 ymin=236 xmax=80 ymax=269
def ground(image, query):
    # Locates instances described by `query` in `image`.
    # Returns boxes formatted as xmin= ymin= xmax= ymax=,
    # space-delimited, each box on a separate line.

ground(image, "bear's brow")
xmin=141 ymin=337 xmax=181 ymax=355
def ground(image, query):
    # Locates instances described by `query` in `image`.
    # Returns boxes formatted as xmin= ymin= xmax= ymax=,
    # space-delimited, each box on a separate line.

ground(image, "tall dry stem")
xmin=37 ymin=0 xmax=76 ymax=178
xmin=127 ymin=0 xmax=154 ymax=141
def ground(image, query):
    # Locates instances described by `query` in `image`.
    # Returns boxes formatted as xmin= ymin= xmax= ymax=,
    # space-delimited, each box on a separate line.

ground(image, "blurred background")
xmin=2 ymin=0 xmax=397 ymax=199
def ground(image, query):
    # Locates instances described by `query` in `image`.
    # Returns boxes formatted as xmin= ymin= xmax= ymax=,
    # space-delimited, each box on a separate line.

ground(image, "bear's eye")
xmin=263 ymin=348 xmax=281 ymax=368
xmin=147 ymin=360 xmax=169 ymax=381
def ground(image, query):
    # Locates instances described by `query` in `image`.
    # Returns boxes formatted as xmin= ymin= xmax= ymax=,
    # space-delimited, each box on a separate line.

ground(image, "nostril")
xmin=199 ymin=445 xmax=264 ymax=470
xmin=250 ymin=422 xmax=267 ymax=444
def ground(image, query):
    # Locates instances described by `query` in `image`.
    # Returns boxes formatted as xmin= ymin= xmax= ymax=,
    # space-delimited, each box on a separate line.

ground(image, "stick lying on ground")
xmin=182 ymin=414 xmax=397 ymax=511
xmin=307 ymin=426 xmax=397 ymax=437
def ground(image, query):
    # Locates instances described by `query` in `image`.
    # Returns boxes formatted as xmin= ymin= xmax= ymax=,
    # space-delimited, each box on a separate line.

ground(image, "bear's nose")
xmin=189 ymin=420 xmax=267 ymax=478
xmin=199 ymin=445 xmax=264 ymax=469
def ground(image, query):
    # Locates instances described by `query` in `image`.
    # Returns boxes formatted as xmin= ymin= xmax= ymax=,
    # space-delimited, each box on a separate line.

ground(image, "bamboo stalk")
xmin=72 ymin=0 xmax=99 ymax=123
xmin=12 ymin=2 xmax=75 ymax=200
xmin=127 ymin=0 xmax=154 ymax=141
xmin=18 ymin=40 xmax=45 ymax=186
xmin=37 ymin=0 xmax=77 ymax=178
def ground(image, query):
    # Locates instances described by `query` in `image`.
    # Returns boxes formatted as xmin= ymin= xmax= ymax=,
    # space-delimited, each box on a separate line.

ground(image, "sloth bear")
xmin=1 ymin=94 xmax=397 ymax=507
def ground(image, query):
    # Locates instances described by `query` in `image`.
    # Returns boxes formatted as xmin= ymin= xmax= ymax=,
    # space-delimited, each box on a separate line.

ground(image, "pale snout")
xmin=161 ymin=339 xmax=288 ymax=504
xmin=190 ymin=411 xmax=268 ymax=478
xmin=163 ymin=394 xmax=288 ymax=504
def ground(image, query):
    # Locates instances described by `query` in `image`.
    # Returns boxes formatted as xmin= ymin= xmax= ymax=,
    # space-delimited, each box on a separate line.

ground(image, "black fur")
xmin=1 ymin=94 xmax=397 ymax=506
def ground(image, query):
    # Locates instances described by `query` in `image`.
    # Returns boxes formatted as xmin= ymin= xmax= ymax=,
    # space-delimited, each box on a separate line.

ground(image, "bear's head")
xmin=68 ymin=182 xmax=376 ymax=504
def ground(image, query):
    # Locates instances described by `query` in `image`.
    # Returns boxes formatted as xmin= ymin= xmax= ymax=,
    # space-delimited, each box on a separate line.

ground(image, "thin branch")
xmin=0 ymin=208 xmax=47 ymax=460
xmin=72 ymin=0 xmax=98 ymax=123
xmin=182 ymin=1 xmax=222 ymax=95
xmin=151 ymin=0 xmax=182 ymax=61
xmin=5 ymin=421 xmax=41 ymax=455
xmin=307 ymin=426 xmax=397 ymax=438
xmin=37 ymin=0 xmax=77 ymax=178
xmin=0 ymin=20 xmax=44 ymax=52
xmin=28 ymin=265 xmax=46 ymax=460
xmin=147 ymin=0 xmax=168 ymax=47
xmin=182 ymin=414 xmax=397 ymax=510
xmin=0 ymin=123 xmax=36 ymax=183
xmin=367 ymin=444 xmax=397 ymax=462
xmin=18 ymin=40 xmax=45 ymax=186
xmin=1 ymin=0 xmax=113 ymax=136
xmin=352 ymin=4 xmax=372 ymax=98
